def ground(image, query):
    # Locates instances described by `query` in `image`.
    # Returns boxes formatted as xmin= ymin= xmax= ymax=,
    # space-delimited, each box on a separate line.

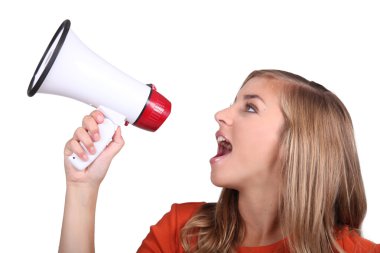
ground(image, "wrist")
xmin=65 ymin=182 xmax=99 ymax=208
xmin=66 ymin=181 xmax=100 ymax=192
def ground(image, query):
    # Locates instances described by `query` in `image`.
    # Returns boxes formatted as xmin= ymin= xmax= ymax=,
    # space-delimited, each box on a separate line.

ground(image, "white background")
xmin=1 ymin=1 xmax=379 ymax=252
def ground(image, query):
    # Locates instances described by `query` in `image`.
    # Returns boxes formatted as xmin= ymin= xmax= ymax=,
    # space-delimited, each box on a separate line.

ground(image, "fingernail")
xmin=81 ymin=154 xmax=88 ymax=161
xmin=89 ymin=146 xmax=96 ymax=154
xmin=93 ymin=133 xmax=100 ymax=141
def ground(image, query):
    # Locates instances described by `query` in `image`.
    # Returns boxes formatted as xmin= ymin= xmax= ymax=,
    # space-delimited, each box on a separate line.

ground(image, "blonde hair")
xmin=181 ymin=70 xmax=367 ymax=253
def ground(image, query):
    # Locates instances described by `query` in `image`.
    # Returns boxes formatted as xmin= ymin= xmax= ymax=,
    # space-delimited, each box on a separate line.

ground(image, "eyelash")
xmin=245 ymin=103 xmax=257 ymax=113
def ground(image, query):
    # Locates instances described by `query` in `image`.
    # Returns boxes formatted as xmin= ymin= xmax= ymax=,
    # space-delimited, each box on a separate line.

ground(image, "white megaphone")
xmin=28 ymin=19 xmax=171 ymax=170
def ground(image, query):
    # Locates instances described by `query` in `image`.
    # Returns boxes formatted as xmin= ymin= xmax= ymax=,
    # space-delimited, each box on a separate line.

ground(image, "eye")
xmin=245 ymin=103 xmax=257 ymax=113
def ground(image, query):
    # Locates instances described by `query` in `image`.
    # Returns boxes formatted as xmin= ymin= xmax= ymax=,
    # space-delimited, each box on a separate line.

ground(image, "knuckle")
xmin=82 ymin=115 xmax=93 ymax=126
xmin=91 ymin=110 xmax=104 ymax=123
xmin=74 ymin=127 xmax=84 ymax=137
xmin=68 ymin=139 xmax=78 ymax=148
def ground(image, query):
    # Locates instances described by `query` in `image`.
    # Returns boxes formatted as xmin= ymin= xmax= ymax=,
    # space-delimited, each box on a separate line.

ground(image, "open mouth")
xmin=215 ymin=135 xmax=233 ymax=157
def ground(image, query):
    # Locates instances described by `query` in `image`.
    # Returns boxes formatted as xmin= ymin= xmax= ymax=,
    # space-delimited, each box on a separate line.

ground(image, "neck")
xmin=238 ymin=186 xmax=283 ymax=246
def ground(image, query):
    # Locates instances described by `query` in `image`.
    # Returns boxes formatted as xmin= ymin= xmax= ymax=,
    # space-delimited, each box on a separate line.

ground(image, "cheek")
xmin=237 ymin=125 xmax=281 ymax=165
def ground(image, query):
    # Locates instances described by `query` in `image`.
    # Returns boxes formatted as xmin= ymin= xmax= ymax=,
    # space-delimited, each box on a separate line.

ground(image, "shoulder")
xmin=336 ymin=227 xmax=380 ymax=253
xmin=148 ymin=202 xmax=207 ymax=236
xmin=137 ymin=202 xmax=207 ymax=253
xmin=165 ymin=202 xmax=207 ymax=226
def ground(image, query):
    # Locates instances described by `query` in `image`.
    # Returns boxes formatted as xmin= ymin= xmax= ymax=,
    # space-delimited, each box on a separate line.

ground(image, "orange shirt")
xmin=137 ymin=202 xmax=380 ymax=253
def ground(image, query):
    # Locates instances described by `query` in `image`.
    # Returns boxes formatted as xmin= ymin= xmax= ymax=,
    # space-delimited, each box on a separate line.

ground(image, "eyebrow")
xmin=234 ymin=94 xmax=266 ymax=104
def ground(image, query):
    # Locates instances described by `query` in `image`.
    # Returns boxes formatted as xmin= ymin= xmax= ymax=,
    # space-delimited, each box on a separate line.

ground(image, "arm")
xmin=59 ymin=183 xmax=99 ymax=253
xmin=59 ymin=111 xmax=124 ymax=253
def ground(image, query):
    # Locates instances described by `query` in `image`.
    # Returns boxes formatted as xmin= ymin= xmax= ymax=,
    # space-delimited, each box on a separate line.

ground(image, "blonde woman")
xmin=59 ymin=70 xmax=380 ymax=253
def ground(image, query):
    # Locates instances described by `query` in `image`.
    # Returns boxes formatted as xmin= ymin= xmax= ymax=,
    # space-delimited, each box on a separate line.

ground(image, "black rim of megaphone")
xmin=27 ymin=19 xmax=71 ymax=97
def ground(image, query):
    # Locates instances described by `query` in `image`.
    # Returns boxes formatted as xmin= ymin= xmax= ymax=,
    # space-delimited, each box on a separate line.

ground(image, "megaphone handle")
xmin=69 ymin=118 xmax=117 ymax=171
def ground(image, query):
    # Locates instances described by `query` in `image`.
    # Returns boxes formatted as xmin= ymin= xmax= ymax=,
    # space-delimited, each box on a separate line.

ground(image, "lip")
xmin=215 ymin=130 xmax=230 ymax=142
xmin=210 ymin=154 xmax=229 ymax=165
xmin=209 ymin=130 xmax=232 ymax=165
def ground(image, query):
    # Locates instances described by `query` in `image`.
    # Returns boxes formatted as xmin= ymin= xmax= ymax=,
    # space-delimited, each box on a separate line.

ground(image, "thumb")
xmin=101 ymin=127 xmax=125 ymax=159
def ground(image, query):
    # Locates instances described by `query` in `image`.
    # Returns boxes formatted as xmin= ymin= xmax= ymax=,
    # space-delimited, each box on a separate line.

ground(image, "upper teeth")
xmin=217 ymin=136 xmax=227 ymax=143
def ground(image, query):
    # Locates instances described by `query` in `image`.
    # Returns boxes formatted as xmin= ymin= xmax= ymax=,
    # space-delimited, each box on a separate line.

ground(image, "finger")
xmin=90 ymin=110 xmax=105 ymax=124
xmin=113 ymin=127 xmax=124 ymax=145
xmin=73 ymin=127 xmax=96 ymax=155
xmin=64 ymin=139 xmax=88 ymax=160
xmin=104 ymin=127 xmax=125 ymax=156
xmin=82 ymin=115 xmax=100 ymax=142
xmin=64 ymin=139 xmax=74 ymax=156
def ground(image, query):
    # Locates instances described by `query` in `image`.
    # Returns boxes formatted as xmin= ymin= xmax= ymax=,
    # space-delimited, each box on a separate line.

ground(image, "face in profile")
xmin=210 ymin=77 xmax=285 ymax=191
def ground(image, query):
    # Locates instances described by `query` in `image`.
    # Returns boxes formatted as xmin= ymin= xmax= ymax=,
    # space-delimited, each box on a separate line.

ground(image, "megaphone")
xmin=28 ymin=19 xmax=171 ymax=170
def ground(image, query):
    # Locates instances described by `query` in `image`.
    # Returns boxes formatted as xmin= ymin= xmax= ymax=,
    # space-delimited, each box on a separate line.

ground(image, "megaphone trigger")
xmin=97 ymin=105 xmax=126 ymax=127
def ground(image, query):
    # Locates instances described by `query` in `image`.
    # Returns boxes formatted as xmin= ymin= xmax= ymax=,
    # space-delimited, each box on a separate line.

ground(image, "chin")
xmin=210 ymin=172 xmax=223 ymax=187
xmin=210 ymin=172 xmax=236 ymax=189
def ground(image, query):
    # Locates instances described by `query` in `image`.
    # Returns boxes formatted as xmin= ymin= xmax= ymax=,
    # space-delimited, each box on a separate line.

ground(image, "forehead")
xmin=237 ymin=77 xmax=283 ymax=102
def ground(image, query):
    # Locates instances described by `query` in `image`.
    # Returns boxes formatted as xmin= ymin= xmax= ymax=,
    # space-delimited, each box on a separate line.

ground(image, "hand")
xmin=63 ymin=110 xmax=125 ymax=188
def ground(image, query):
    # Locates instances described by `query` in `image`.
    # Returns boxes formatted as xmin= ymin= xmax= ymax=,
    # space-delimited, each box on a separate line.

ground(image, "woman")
xmin=59 ymin=70 xmax=380 ymax=253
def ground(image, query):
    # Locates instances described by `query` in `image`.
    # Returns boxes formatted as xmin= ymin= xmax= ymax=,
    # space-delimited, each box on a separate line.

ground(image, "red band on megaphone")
xmin=133 ymin=88 xmax=171 ymax=131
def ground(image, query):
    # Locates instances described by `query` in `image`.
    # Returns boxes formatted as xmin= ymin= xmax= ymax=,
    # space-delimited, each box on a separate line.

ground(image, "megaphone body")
xmin=28 ymin=20 xmax=171 ymax=170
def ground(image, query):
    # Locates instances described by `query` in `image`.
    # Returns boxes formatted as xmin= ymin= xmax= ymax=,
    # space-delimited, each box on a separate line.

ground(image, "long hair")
xmin=181 ymin=69 xmax=367 ymax=253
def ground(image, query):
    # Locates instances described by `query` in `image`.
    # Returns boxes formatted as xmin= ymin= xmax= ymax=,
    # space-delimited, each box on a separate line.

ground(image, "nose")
xmin=214 ymin=106 xmax=233 ymax=126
